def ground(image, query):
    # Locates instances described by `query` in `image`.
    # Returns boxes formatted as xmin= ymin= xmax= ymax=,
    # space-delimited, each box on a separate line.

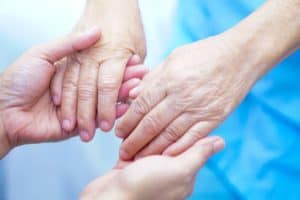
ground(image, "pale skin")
xmin=80 ymin=136 xmax=225 ymax=200
xmin=116 ymin=0 xmax=300 ymax=160
xmin=0 ymin=28 xmax=226 ymax=199
xmin=0 ymin=27 xmax=226 ymax=200
xmin=50 ymin=0 xmax=146 ymax=142
xmin=0 ymin=28 xmax=147 ymax=158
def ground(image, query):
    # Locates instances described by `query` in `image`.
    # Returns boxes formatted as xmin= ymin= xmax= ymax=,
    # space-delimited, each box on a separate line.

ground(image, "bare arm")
xmin=51 ymin=0 xmax=146 ymax=141
xmin=116 ymin=0 xmax=300 ymax=160
xmin=225 ymin=0 xmax=300 ymax=82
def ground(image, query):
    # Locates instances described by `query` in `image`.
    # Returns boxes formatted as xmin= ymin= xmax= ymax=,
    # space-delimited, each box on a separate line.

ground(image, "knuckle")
xmin=98 ymin=75 xmax=119 ymax=94
xmin=188 ymin=129 xmax=203 ymax=142
xmin=132 ymin=93 xmax=151 ymax=116
xmin=162 ymin=125 xmax=181 ymax=143
xmin=63 ymin=77 xmax=77 ymax=91
xmin=78 ymin=84 xmax=96 ymax=102
xmin=142 ymin=115 xmax=160 ymax=135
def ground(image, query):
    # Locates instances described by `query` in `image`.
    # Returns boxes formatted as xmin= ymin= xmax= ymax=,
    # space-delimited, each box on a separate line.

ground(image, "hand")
xmin=0 ymin=28 xmax=100 ymax=158
xmin=51 ymin=55 xmax=149 ymax=140
xmin=116 ymin=35 xmax=258 ymax=160
xmin=80 ymin=136 xmax=225 ymax=200
xmin=53 ymin=0 xmax=146 ymax=141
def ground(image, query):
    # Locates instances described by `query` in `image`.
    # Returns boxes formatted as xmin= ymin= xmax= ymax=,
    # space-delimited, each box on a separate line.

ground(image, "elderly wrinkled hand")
xmin=50 ymin=0 xmax=146 ymax=142
xmin=80 ymin=136 xmax=225 ymax=200
xmin=116 ymin=34 xmax=258 ymax=160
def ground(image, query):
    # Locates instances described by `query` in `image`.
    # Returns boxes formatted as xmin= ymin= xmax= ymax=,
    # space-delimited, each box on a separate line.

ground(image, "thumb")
xmin=177 ymin=136 xmax=225 ymax=175
xmin=30 ymin=27 xmax=101 ymax=64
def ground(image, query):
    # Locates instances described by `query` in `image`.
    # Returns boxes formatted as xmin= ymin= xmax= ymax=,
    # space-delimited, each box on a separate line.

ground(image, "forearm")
xmin=81 ymin=0 xmax=141 ymax=28
xmin=77 ymin=0 xmax=145 ymax=57
xmin=86 ymin=0 xmax=140 ymax=11
xmin=224 ymin=0 xmax=300 ymax=82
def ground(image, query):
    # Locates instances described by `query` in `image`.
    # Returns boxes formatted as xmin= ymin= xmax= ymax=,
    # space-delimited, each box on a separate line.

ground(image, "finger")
xmin=116 ymin=103 xmax=130 ymax=118
xmin=31 ymin=27 xmax=101 ymax=63
xmin=163 ymin=121 xmax=218 ymax=156
xmin=127 ymin=66 xmax=160 ymax=99
xmin=129 ymin=85 xmax=143 ymax=99
xmin=135 ymin=113 xmax=196 ymax=158
xmin=119 ymin=98 xmax=182 ymax=160
xmin=115 ymin=83 xmax=166 ymax=139
xmin=77 ymin=62 xmax=98 ymax=142
xmin=114 ymin=159 xmax=133 ymax=169
xmin=123 ymin=65 xmax=149 ymax=82
xmin=118 ymin=78 xmax=141 ymax=101
xmin=177 ymin=136 xmax=225 ymax=174
xmin=97 ymin=57 xmax=130 ymax=132
xmin=61 ymin=58 xmax=80 ymax=132
xmin=51 ymin=59 xmax=67 ymax=106
xmin=127 ymin=54 xmax=142 ymax=66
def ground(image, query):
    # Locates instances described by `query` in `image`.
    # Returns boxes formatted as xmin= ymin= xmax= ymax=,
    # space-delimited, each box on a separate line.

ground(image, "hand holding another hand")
xmin=117 ymin=34 xmax=257 ymax=160
xmin=81 ymin=136 xmax=225 ymax=200
xmin=51 ymin=0 xmax=146 ymax=141
xmin=0 ymin=28 xmax=101 ymax=158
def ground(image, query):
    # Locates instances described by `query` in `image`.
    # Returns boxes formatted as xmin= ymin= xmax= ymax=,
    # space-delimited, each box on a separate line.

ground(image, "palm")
xmin=0 ymin=55 xmax=66 ymax=147
xmin=81 ymin=137 xmax=224 ymax=200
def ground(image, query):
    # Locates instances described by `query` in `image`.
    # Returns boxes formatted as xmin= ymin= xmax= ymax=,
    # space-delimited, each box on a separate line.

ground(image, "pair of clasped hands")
xmin=0 ymin=27 xmax=224 ymax=199
xmin=2 ymin=0 xmax=300 ymax=198
xmin=0 ymin=1 xmax=231 ymax=198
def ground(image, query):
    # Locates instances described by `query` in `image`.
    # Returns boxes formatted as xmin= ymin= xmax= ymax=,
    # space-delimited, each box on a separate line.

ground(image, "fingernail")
xmin=62 ymin=119 xmax=71 ymax=131
xmin=80 ymin=130 xmax=90 ymax=142
xmin=132 ymin=54 xmax=141 ymax=61
xmin=213 ymin=139 xmax=225 ymax=153
xmin=52 ymin=95 xmax=59 ymax=105
xmin=129 ymin=86 xmax=142 ymax=98
xmin=119 ymin=149 xmax=131 ymax=161
xmin=100 ymin=121 xmax=110 ymax=131
xmin=115 ymin=129 xmax=125 ymax=138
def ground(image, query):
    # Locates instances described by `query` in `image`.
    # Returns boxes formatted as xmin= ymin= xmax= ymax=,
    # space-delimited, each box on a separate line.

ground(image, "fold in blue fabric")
xmin=168 ymin=0 xmax=300 ymax=199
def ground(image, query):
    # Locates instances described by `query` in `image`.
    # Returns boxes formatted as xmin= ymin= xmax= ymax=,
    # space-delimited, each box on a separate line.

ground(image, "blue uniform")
xmin=169 ymin=0 xmax=300 ymax=199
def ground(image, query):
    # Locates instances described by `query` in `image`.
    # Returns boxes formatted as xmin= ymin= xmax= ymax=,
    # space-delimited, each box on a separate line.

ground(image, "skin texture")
xmin=116 ymin=0 xmax=300 ymax=160
xmin=51 ymin=54 xmax=148 ymax=141
xmin=0 ymin=29 xmax=147 ymax=159
xmin=80 ymin=136 xmax=225 ymax=200
xmin=51 ymin=0 xmax=146 ymax=141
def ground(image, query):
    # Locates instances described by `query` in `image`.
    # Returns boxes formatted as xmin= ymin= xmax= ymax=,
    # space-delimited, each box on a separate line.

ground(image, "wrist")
xmin=83 ymin=0 xmax=140 ymax=22
xmin=77 ymin=0 xmax=146 ymax=59
xmin=80 ymin=179 xmax=134 ymax=200
xmin=98 ymin=187 xmax=133 ymax=200
xmin=223 ymin=0 xmax=300 ymax=82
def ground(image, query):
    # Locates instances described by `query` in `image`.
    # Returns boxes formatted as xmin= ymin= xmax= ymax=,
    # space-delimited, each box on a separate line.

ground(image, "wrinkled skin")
xmin=0 ymin=29 xmax=147 ymax=157
xmin=81 ymin=136 xmax=225 ymax=200
xmin=116 ymin=35 xmax=256 ymax=160
xmin=51 ymin=0 xmax=146 ymax=142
